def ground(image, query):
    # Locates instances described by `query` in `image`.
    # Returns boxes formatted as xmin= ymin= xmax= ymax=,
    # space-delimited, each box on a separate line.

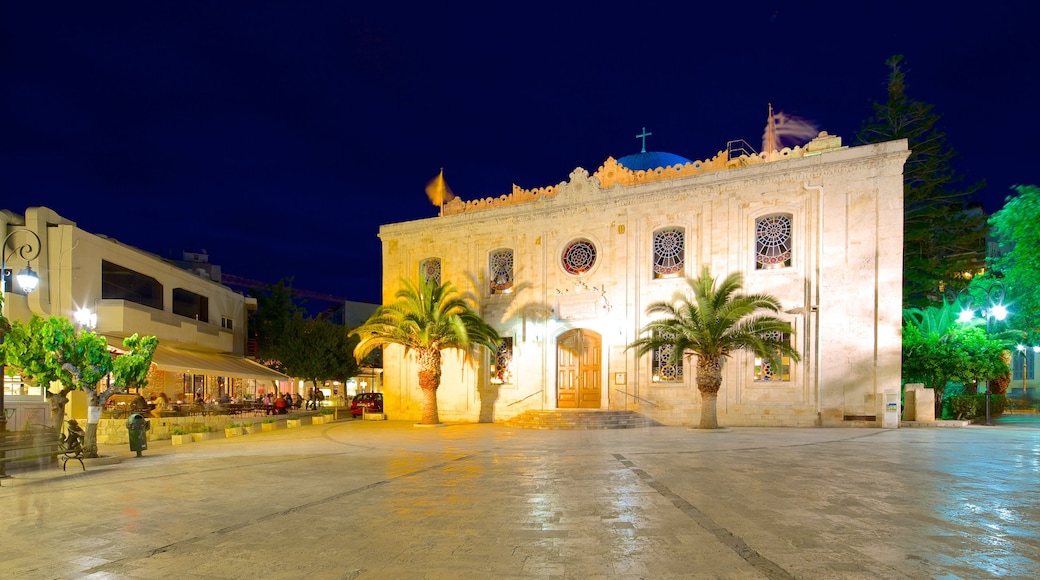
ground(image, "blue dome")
xmin=616 ymin=151 xmax=693 ymax=171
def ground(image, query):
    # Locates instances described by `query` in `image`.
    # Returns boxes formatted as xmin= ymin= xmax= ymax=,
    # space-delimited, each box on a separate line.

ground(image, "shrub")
xmin=320 ymin=408 xmax=333 ymax=415
xmin=190 ymin=424 xmax=214 ymax=433
xmin=948 ymin=394 xmax=1007 ymax=420
xmin=262 ymin=417 xmax=277 ymax=424
xmin=172 ymin=427 xmax=188 ymax=436
xmin=225 ymin=422 xmax=240 ymax=429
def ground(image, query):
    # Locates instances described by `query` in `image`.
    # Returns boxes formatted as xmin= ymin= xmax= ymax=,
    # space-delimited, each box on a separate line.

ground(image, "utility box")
xmin=882 ymin=393 xmax=900 ymax=429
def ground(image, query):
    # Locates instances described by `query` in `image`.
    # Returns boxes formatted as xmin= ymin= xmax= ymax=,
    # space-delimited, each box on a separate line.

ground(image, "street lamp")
xmin=1016 ymin=344 xmax=1040 ymax=401
xmin=1 ymin=228 xmax=42 ymax=436
xmin=956 ymin=282 xmax=1007 ymax=426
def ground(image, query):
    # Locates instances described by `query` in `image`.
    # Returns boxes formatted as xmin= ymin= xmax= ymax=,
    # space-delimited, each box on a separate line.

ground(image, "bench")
xmin=0 ymin=424 xmax=83 ymax=484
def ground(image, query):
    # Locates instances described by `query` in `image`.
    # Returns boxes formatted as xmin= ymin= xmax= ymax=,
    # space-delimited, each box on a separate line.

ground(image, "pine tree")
xmin=858 ymin=55 xmax=986 ymax=309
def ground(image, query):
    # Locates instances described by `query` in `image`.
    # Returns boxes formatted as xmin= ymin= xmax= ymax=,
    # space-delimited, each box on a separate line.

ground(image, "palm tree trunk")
xmin=698 ymin=391 xmax=719 ymax=429
xmin=417 ymin=349 xmax=442 ymax=425
xmin=696 ymin=355 xmax=724 ymax=429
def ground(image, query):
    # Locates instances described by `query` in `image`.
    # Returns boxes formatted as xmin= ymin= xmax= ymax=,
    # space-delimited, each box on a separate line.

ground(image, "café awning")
xmin=149 ymin=346 xmax=288 ymax=381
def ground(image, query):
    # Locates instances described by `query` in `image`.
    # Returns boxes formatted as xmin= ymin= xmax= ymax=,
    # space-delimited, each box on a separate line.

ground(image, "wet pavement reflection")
xmin=1 ymin=414 xmax=1038 ymax=578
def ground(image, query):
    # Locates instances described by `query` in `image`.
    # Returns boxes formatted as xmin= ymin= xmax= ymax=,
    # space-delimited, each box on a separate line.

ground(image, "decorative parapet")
xmin=442 ymin=182 xmax=560 ymax=216
xmin=440 ymin=132 xmax=842 ymax=216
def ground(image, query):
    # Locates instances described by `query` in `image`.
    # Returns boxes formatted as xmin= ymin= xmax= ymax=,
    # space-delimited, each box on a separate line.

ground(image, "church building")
xmin=377 ymin=131 xmax=908 ymax=427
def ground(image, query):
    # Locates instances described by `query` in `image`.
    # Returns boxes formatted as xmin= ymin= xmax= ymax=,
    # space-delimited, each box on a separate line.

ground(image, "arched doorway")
xmin=556 ymin=329 xmax=602 ymax=408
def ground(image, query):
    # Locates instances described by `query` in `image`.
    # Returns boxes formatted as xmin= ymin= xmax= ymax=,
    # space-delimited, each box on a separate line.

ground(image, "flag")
xmin=425 ymin=168 xmax=455 ymax=208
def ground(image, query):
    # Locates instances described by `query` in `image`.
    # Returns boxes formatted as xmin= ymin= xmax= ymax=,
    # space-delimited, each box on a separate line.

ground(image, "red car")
xmin=350 ymin=392 xmax=383 ymax=417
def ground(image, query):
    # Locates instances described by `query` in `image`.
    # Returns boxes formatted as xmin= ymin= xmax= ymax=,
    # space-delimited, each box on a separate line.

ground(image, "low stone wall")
xmin=96 ymin=413 xmax=332 ymax=444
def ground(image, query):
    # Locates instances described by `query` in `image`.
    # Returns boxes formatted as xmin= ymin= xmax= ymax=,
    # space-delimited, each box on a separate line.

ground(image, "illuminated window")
xmin=489 ymin=249 xmax=514 ymax=294
xmin=491 ymin=337 xmax=513 ymax=384
xmin=419 ymin=258 xmax=441 ymax=285
xmin=653 ymin=227 xmax=684 ymax=279
xmin=652 ymin=331 xmax=683 ymax=383
xmin=754 ymin=332 xmax=792 ymax=381
xmin=755 ymin=214 xmax=793 ymax=269
xmin=561 ymin=238 xmax=596 ymax=275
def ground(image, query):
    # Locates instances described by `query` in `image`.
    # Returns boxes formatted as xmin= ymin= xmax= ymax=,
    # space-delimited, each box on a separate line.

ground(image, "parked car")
xmin=350 ymin=392 xmax=383 ymax=417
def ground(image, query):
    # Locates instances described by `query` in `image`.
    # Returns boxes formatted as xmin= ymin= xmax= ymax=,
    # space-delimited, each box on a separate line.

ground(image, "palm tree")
xmin=628 ymin=267 xmax=801 ymax=429
xmin=354 ymin=277 xmax=500 ymax=425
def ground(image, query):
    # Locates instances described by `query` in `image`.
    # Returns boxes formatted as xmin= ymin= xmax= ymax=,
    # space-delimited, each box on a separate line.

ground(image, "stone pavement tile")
xmin=2 ymin=419 xmax=1039 ymax=578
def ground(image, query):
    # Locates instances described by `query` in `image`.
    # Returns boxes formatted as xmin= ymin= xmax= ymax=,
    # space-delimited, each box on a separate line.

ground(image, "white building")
xmin=377 ymin=132 xmax=909 ymax=427
xmin=1 ymin=206 xmax=287 ymax=429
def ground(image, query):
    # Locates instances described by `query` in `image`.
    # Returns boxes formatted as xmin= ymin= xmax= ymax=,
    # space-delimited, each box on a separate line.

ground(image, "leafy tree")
xmin=37 ymin=317 xmax=113 ymax=456
xmin=3 ymin=315 xmax=68 ymax=428
xmin=354 ymin=277 xmax=500 ymax=425
xmin=277 ymin=315 xmax=360 ymax=394
xmin=857 ymin=55 xmax=986 ymax=309
xmin=902 ymin=299 xmax=970 ymax=416
xmin=949 ymin=326 xmax=1009 ymax=393
xmin=988 ymin=185 xmax=1040 ymax=334
xmin=112 ymin=334 xmax=159 ymax=392
xmin=627 ymin=267 xmax=801 ymax=429
xmin=248 ymin=278 xmax=305 ymax=372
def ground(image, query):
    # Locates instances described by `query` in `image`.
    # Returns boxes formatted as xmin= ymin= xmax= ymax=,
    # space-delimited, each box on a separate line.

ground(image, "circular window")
xmin=562 ymin=238 xmax=597 ymax=275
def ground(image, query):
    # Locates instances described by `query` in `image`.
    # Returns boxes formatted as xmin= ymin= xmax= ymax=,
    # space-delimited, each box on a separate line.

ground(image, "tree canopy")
xmin=627 ymin=267 xmax=800 ymax=429
xmin=988 ymin=184 xmax=1040 ymax=336
xmin=857 ymin=55 xmax=986 ymax=309
xmin=354 ymin=277 xmax=500 ymax=425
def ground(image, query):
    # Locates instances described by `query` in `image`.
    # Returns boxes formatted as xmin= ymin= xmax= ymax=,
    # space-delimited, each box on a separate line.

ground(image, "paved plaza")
xmin=1 ymin=415 xmax=1038 ymax=579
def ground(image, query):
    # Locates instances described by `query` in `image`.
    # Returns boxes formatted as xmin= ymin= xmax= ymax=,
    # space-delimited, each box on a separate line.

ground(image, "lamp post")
xmin=957 ymin=283 xmax=1007 ymax=426
xmin=1 ymin=229 xmax=42 ymax=435
xmin=1016 ymin=344 xmax=1040 ymax=401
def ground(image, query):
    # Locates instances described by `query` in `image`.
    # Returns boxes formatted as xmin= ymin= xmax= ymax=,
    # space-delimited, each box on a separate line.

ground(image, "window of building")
xmin=1012 ymin=354 xmax=1035 ymax=381
xmin=173 ymin=288 xmax=209 ymax=322
xmin=489 ymin=249 xmax=514 ymax=294
xmin=490 ymin=337 xmax=514 ymax=384
xmin=420 ymin=258 xmax=441 ymax=285
xmin=221 ymin=316 xmax=233 ymax=330
xmin=561 ymin=238 xmax=596 ymax=275
xmin=652 ymin=331 xmax=683 ymax=383
xmin=755 ymin=214 xmax=793 ymax=269
xmin=653 ymin=227 xmax=685 ymax=279
xmin=754 ymin=331 xmax=792 ymax=381
xmin=102 ymin=260 xmax=163 ymax=310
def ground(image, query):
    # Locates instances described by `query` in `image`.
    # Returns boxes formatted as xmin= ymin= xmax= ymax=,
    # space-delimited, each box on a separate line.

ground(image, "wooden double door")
xmin=556 ymin=329 xmax=602 ymax=408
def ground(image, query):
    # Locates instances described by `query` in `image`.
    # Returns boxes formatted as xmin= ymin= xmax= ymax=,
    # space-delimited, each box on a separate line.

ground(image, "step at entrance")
xmin=502 ymin=410 xmax=659 ymax=430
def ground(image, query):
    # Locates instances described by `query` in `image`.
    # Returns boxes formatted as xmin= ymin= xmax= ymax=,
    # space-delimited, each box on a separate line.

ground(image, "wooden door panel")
xmin=557 ymin=330 xmax=601 ymax=409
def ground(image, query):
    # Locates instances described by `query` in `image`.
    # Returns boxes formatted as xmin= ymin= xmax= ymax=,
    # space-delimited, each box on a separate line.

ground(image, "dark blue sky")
xmin=3 ymin=2 xmax=1037 ymax=306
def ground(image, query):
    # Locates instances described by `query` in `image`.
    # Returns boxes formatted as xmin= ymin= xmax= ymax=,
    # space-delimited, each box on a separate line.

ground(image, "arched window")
xmin=652 ymin=227 xmax=684 ymax=279
xmin=754 ymin=331 xmax=792 ymax=381
xmin=419 ymin=258 xmax=441 ymax=285
xmin=755 ymin=214 xmax=793 ymax=269
xmin=491 ymin=337 xmax=514 ymax=384
xmin=561 ymin=238 xmax=596 ymax=275
xmin=652 ymin=330 xmax=683 ymax=383
xmin=489 ymin=249 xmax=514 ymax=294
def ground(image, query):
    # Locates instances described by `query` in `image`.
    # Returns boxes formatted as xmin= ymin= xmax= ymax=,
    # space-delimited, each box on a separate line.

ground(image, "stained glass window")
xmin=491 ymin=337 xmax=513 ymax=384
xmin=562 ymin=238 xmax=596 ymax=275
xmin=652 ymin=331 xmax=683 ymax=383
xmin=419 ymin=258 xmax=441 ymax=285
xmin=755 ymin=214 xmax=792 ymax=269
xmin=489 ymin=249 xmax=514 ymax=294
xmin=653 ymin=227 xmax=684 ymax=279
xmin=754 ymin=331 xmax=791 ymax=381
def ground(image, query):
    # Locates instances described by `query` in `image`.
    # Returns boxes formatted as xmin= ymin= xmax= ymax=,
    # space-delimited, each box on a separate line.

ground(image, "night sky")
xmin=4 ymin=3 xmax=1037 ymax=307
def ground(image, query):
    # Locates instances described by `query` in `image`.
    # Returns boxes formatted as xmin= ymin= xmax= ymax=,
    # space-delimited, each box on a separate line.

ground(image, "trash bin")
xmin=126 ymin=413 xmax=151 ymax=457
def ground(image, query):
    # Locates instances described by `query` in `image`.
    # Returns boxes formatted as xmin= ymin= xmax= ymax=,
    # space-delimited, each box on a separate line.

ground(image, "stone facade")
xmin=378 ymin=134 xmax=908 ymax=427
